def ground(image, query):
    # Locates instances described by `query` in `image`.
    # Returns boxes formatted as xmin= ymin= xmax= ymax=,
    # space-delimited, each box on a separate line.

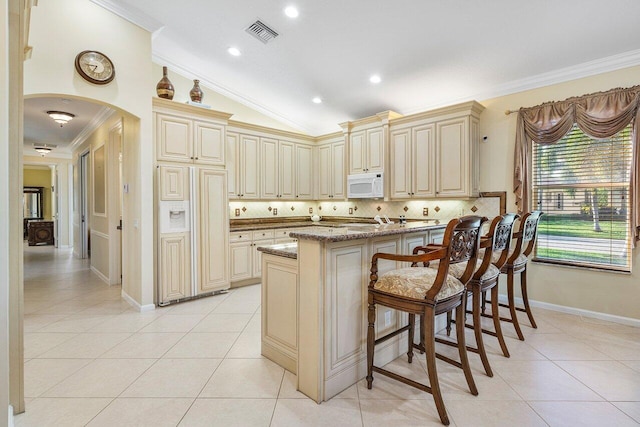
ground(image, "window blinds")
xmin=532 ymin=124 xmax=632 ymax=271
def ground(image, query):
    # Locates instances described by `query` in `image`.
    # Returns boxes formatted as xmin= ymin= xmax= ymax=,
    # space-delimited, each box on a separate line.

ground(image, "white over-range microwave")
xmin=347 ymin=172 xmax=384 ymax=199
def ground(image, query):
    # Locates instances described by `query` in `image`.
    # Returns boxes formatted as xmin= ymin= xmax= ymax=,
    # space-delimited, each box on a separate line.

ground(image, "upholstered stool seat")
xmin=374 ymin=267 xmax=464 ymax=301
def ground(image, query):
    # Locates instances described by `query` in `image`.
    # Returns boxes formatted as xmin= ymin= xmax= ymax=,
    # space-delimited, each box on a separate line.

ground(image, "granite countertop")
xmin=290 ymin=221 xmax=444 ymax=242
xmin=256 ymin=242 xmax=298 ymax=259
xmin=229 ymin=218 xmax=437 ymax=232
xmin=230 ymin=221 xmax=318 ymax=232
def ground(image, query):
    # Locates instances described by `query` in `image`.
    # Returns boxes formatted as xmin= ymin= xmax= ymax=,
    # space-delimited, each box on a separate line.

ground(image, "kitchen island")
xmin=258 ymin=221 xmax=445 ymax=403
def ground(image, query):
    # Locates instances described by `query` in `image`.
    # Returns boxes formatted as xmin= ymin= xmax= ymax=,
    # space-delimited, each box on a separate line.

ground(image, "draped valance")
xmin=514 ymin=85 xmax=640 ymax=243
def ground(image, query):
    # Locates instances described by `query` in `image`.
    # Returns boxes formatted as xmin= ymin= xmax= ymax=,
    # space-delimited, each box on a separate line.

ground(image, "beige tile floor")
xmin=15 ymin=245 xmax=640 ymax=426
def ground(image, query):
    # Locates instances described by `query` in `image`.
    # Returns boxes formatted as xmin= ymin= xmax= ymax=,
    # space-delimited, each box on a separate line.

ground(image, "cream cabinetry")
xmin=229 ymin=229 xmax=278 ymax=282
xmin=197 ymin=169 xmax=229 ymax=293
xmin=154 ymin=100 xmax=229 ymax=166
xmin=318 ymin=141 xmax=345 ymax=200
xmin=229 ymin=227 xmax=301 ymax=283
xmin=154 ymin=99 xmax=230 ymax=306
xmin=390 ymin=125 xmax=436 ymax=199
xmin=349 ymin=127 xmax=385 ymax=174
xmin=228 ymin=232 xmax=252 ymax=282
xmin=295 ymin=144 xmax=313 ymax=200
xmin=234 ymin=134 xmax=261 ymax=199
xmin=261 ymin=138 xmax=295 ymax=199
xmin=228 ymin=123 xmax=314 ymax=201
xmin=389 ymin=101 xmax=484 ymax=199
xmin=261 ymin=253 xmax=298 ymax=373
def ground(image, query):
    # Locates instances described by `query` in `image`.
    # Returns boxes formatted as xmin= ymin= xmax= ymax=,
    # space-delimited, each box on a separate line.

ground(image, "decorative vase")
xmin=156 ymin=66 xmax=175 ymax=100
xmin=190 ymin=79 xmax=203 ymax=103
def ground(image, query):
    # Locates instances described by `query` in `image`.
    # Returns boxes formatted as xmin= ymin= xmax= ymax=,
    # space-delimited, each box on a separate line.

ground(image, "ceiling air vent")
xmin=245 ymin=20 xmax=279 ymax=44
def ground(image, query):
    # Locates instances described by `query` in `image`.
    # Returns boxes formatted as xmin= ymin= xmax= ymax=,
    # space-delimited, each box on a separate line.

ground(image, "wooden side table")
xmin=27 ymin=220 xmax=54 ymax=246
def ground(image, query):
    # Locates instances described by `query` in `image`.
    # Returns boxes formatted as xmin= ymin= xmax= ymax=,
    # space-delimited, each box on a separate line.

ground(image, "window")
xmin=532 ymin=124 xmax=632 ymax=271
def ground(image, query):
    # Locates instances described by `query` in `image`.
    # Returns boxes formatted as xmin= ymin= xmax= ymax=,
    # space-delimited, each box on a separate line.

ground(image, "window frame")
xmin=530 ymin=124 xmax=632 ymax=273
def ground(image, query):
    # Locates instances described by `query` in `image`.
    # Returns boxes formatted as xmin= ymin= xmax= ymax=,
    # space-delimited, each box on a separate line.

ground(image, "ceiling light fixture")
xmin=47 ymin=111 xmax=75 ymax=127
xmin=312 ymin=97 xmax=322 ymax=104
xmin=284 ymin=6 xmax=299 ymax=18
xmin=369 ymin=74 xmax=382 ymax=84
xmin=33 ymin=143 xmax=57 ymax=157
xmin=228 ymin=47 xmax=241 ymax=56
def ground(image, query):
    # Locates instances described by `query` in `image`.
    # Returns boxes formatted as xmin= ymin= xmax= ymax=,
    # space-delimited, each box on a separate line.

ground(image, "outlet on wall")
xmin=309 ymin=207 xmax=313 ymax=214
xmin=349 ymin=208 xmax=353 ymax=215
xmin=234 ymin=208 xmax=240 ymax=217
xmin=273 ymin=208 xmax=278 ymax=215
xmin=423 ymin=207 xmax=429 ymax=216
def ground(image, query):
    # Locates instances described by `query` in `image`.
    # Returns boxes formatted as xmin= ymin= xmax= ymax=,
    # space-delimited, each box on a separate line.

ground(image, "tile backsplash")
xmin=229 ymin=197 xmax=501 ymax=222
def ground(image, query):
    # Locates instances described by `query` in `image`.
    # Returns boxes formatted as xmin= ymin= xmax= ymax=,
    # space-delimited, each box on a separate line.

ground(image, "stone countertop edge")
xmin=229 ymin=219 xmax=441 ymax=232
xmin=290 ymin=222 xmax=445 ymax=242
xmin=256 ymin=243 xmax=298 ymax=259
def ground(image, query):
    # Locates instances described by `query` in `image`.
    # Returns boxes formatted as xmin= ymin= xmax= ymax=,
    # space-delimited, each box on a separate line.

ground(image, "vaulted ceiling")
xmin=26 ymin=0 xmax=640 ymax=155
xmin=95 ymin=0 xmax=640 ymax=136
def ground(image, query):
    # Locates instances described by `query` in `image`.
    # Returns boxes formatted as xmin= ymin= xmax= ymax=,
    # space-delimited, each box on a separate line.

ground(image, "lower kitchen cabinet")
xmin=229 ymin=227 xmax=301 ymax=283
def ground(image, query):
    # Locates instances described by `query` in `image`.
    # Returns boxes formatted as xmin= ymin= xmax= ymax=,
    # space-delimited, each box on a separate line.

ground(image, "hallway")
xmin=15 ymin=245 xmax=640 ymax=426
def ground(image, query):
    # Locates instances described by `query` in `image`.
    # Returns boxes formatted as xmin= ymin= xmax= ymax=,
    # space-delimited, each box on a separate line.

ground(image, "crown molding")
xmin=404 ymin=49 xmax=640 ymax=116
xmin=152 ymin=52 xmax=315 ymax=135
xmin=89 ymin=0 xmax=164 ymax=34
xmin=67 ymin=106 xmax=116 ymax=154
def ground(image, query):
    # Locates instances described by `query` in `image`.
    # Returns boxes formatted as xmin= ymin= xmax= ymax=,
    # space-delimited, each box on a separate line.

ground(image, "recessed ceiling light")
xmin=312 ymin=97 xmax=322 ymax=104
xmin=369 ymin=74 xmax=381 ymax=84
xmin=228 ymin=47 xmax=241 ymax=56
xmin=284 ymin=6 xmax=299 ymax=18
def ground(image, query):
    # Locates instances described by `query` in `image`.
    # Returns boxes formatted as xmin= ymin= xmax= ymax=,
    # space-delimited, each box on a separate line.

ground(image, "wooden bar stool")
xmin=366 ymin=216 xmax=484 ymax=426
xmin=483 ymin=211 xmax=543 ymax=341
xmin=443 ymin=214 xmax=518 ymax=376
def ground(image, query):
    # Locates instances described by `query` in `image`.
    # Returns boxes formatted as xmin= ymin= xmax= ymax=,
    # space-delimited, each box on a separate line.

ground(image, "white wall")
xmin=152 ymin=63 xmax=300 ymax=132
xmin=478 ymin=65 xmax=640 ymax=320
xmin=25 ymin=0 xmax=154 ymax=307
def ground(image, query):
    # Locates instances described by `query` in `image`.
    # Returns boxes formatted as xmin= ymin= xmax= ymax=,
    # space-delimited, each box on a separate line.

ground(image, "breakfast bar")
xmin=258 ymin=221 xmax=445 ymax=402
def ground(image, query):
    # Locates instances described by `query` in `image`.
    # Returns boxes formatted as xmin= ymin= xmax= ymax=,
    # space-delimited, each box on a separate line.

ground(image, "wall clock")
xmin=74 ymin=50 xmax=115 ymax=85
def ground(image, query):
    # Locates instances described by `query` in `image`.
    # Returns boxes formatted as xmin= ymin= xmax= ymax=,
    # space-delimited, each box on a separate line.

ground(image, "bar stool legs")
xmin=520 ymin=269 xmax=537 ymax=329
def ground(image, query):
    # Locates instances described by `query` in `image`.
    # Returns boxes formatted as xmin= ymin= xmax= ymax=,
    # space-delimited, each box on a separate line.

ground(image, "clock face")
xmin=74 ymin=50 xmax=115 ymax=85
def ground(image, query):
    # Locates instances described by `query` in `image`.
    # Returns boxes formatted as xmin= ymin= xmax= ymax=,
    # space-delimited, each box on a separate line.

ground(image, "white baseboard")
xmin=8 ymin=405 xmax=14 ymax=427
xmin=121 ymin=290 xmax=155 ymax=313
xmin=90 ymin=266 xmax=109 ymax=285
xmin=57 ymin=244 xmax=72 ymax=249
xmin=497 ymin=295 xmax=640 ymax=328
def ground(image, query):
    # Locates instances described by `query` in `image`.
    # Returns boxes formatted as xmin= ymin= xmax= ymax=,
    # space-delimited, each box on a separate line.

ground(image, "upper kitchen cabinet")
xmin=153 ymin=98 xmax=232 ymax=166
xmin=390 ymin=124 xmax=436 ymax=199
xmin=228 ymin=121 xmax=315 ymax=201
xmin=295 ymin=144 xmax=313 ymax=200
xmin=226 ymin=131 xmax=260 ymax=199
xmin=261 ymin=138 xmax=295 ymax=199
xmin=389 ymin=101 xmax=484 ymax=199
xmin=317 ymin=136 xmax=346 ymax=200
xmin=342 ymin=111 xmax=402 ymax=176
